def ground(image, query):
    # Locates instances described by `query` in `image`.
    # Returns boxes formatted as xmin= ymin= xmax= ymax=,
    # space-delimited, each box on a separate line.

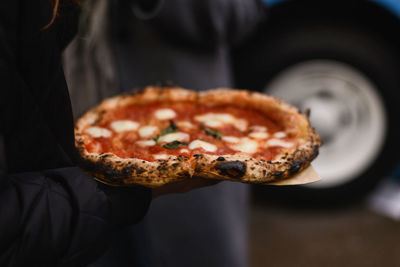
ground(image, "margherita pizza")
xmin=75 ymin=86 xmax=321 ymax=187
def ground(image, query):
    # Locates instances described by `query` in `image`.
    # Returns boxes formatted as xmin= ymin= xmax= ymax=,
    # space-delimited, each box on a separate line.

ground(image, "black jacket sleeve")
xmin=0 ymin=167 xmax=110 ymax=266
xmin=0 ymin=2 xmax=152 ymax=266
xmin=0 ymin=165 xmax=151 ymax=267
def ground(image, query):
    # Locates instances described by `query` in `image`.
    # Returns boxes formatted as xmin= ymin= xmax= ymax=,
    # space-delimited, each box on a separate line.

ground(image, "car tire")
xmin=234 ymin=23 xmax=400 ymax=205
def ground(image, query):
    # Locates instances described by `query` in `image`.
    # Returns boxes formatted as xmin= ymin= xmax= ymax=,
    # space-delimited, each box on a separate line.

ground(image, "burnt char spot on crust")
xmin=122 ymin=168 xmax=133 ymax=176
xmin=312 ymin=145 xmax=320 ymax=159
xmin=136 ymin=168 xmax=145 ymax=174
xmin=216 ymin=157 xmax=225 ymax=161
xmin=215 ymin=161 xmax=247 ymax=179
xmin=272 ymin=171 xmax=284 ymax=178
xmin=179 ymin=171 xmax=191 ymax=178
xmin=288 ymin=160 xmax=303 ymax=175
xmin=130 ymin=87 xmax=146 ymax=96
xmin=76 ymin=153 xmax=149 ymax=185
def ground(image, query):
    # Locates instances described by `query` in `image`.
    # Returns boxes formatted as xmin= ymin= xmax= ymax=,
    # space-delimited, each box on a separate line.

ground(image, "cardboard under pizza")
xmin=267 ymin=165 xmax=321 ymax=186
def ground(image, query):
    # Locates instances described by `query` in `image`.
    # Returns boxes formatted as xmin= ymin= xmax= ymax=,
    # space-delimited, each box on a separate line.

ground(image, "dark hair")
xmin=43 ymin=0 xmax=81 ymax=30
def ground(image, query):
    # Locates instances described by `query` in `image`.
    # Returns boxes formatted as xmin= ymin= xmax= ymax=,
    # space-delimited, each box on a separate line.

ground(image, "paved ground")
xmin=250 ymin=201 xmax=400 ymax=267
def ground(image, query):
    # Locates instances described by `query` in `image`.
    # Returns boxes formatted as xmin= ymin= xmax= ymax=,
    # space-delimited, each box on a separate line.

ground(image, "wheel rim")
xmin=265 ymin=60 xmax=387 ymax=188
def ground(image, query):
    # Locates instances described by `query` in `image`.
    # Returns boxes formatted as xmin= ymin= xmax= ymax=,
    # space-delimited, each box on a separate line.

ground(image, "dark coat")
xmin=0 ymin=1 xmax=151 ymax=266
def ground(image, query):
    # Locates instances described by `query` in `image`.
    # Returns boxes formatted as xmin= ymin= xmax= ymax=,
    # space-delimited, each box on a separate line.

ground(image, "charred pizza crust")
xmin=75 ymin=86 xmax=321 ymax=187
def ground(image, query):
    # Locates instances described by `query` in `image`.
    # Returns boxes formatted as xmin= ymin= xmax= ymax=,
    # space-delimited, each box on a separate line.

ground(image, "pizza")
xmin=74 ymin=86 xmax=321 ymax=187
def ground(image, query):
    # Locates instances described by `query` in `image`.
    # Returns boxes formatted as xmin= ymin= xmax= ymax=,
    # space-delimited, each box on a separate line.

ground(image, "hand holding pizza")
xmin=151 ymin=178 xmax=220 ymax=199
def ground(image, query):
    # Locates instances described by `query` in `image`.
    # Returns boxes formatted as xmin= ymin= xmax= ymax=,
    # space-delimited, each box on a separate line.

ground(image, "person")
xmin=64 ymin=0 xmax=266 ymax=266
xmin=0 ymin=1 xmax=215 ymax=266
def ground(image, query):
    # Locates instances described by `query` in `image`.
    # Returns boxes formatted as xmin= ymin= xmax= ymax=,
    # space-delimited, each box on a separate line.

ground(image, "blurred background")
xmin=236 ymin=0 xmax=400 ymax=266
xmin=235 ymin=0 xmax=400 ymax=204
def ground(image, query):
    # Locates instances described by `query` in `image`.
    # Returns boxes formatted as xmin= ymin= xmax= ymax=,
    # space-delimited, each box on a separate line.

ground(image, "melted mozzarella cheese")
xmin=222 ymin=136 xmax=240 ymax=143
xmin=194 ymin=113 xmax=236 ymax=128
xmin=136 ymin=139 xmax=156 ymax=147
xmin=155 ymin=108 xmax=176 ymax=120
xmin=250 ymin=125 xmax=267 ymax=132
xmin=266 ymin=138 xmax=293 ymax=148
xmin=274 ymin=131 xmax=287 ymax=138
xmin=189 ymin=140 xmax=217 ymax=152
xmin=139 ymin=126 xmax=158 ymax=138
xmin=231 ymin=138 xmax=258 ymax=154
xmin=177 ymin=121 xmax=195 ymax=129
xmin=154 ymin=154 xmax=169 ymax=160
xmin=110 ymin=120 xmax=139 ymax=132
xmin=234 ymin=119 xmax=248 ymax=132
xmin=85 ymin=126 xmax=112 ymax=138
xmin=248 ymin=131 xmax=269 ymax=139
xmin=204 ymin=120 xmax=223 ymax=128
xmin=180 ymin=148 xmax=190 ymax=154
xmin=158 ymin=132 xmax=190 ymax=143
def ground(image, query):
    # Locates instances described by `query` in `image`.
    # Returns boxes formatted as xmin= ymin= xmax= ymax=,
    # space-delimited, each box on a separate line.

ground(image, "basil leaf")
xmin=162 ymin=140 xmax=188 ymax=149
xmin=200 ymin=125 xmax=221 ymax=139
xmin=161 ymin=120 xmax=178 ymax=135
xmin=152 ymin=135 xmax=160 ymax=144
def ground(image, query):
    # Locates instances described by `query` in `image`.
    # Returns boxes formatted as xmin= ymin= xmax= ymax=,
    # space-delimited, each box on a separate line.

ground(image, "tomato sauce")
xmin=84 ymin=103 xmax=294 ymax=161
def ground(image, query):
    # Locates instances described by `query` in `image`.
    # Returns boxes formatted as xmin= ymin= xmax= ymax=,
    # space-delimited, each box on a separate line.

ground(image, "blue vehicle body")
xmin=264 ymin=0 xmax=400 ymax=19
xmin=370 ymin=0 xmax=400 ymax=17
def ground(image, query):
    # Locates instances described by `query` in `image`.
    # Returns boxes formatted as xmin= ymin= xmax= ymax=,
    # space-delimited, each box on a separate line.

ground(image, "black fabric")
xmin=112 ymin=0 xmax=266 ymax=91
xmin=0 ymin=1 xmax=151 ymax=266
xmin=120 ymin=0 xmax=265 ymax=49
xmin=99 ymin=184 xmax=152 ymax=230
xmin=0 ymin=168 xmax=110 ymax=266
